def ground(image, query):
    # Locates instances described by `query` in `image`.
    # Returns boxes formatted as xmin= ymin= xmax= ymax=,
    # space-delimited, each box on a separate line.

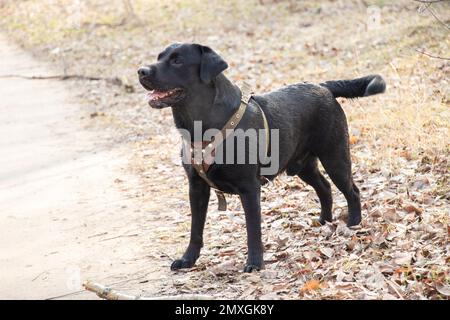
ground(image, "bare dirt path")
xmin=0 ymin=34 xmax=163 ymax=299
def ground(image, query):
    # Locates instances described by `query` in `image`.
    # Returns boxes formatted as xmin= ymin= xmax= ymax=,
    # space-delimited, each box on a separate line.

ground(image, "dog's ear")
xmin=197 ymin=45 xmax=228 ymax=83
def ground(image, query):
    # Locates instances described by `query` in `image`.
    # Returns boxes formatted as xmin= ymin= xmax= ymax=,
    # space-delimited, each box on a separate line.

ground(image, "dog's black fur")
xmin=138 ymin=43 xmax=386 ymax=272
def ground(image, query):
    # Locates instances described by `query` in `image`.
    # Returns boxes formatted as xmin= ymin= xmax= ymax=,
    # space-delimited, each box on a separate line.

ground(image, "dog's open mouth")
xmin=145 ymin=88 xmax=184 ymax=108
xmin=147 ymin=88 xmax=182 ymax=102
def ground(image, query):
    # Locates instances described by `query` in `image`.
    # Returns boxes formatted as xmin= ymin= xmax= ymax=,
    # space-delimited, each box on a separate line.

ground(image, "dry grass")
xmin=1 ymin=0 xmax=448 ymax=299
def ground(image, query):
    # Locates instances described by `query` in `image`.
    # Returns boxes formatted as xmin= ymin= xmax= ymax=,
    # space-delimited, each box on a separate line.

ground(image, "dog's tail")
xmin=320 ymin=74 xmax=386 ymax=99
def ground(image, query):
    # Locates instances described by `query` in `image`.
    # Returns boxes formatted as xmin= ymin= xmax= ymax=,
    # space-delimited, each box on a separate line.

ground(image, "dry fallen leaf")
xmin=320 ymin=247 xmax=334 ymax=258
xmin=403 ymin=203 xmax=422 ymax=215
xmin=393 ymin=252 xmax=412 ymax=266
xmin=349 ymin=135 xmax=359 ymax=145
xmin=275 ymin=234 xmax=289 ymax=247
xmin=210 ymin=260 xmax=237 ymax=276
xmin=369 ymin=208 xmax=383 ymax=218
xmin=261 ymin=270 xmax=278 ymax=279
xmin=384 ymin=208 xmax=399 ymax=222
xmin=301 ymin=279 xmax=321 ymax=293
xmin=259 ymin=292 xmax=279 ymax=300
xmin=435 ymin=283 xmax=450 ymax=296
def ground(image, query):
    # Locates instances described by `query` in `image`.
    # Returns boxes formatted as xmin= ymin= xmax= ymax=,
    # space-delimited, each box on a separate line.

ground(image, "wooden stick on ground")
xmin=83 ymin=281 xmax=216 ymax=300
xmin=0 ymin=74 xmax=124 ymax=85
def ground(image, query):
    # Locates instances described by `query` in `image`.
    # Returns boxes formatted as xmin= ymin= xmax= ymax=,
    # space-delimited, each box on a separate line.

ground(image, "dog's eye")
xmin=171 ymin=58 xmax=182 ymax=66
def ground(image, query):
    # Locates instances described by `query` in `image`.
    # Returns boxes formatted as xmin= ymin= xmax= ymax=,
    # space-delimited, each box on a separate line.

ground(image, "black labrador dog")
xmin=138 ymin=43 xmax=385 ymax=272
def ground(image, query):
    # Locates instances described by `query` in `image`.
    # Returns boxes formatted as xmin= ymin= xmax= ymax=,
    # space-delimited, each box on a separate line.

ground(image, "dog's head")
xmin=138 ymin=43 xmax=228 ymax=109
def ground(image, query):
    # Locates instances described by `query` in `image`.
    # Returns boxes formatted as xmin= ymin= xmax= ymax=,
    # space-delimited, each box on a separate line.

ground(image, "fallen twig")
xmin=83 ymin=281 xmax=215 ymax=300
xmin=0 ymin=74 xmax=123 ymax=85
xmin=384 ymin=278 xmax=405 ymax=300
xmin=423 ymin=3 xmax=450 ymax=30
xmin=413 ymin=0 xmax=450 ymax=4
xmin=87 ymin=232 xmax=109 ymax=239
xmin=46 ymin=289 xmax=86 ymax=300
xmin=99 ymin=233 xmax=139 ymax=242
xmin=31 ymin=271 xmax=48 ymax=282
xmin=414 ymin=48 xmax=450 ymax=60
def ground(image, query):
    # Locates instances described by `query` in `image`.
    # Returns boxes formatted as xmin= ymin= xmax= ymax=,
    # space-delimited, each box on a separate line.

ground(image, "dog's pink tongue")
xmin=147 ymin=90 xmax=166 ymax=101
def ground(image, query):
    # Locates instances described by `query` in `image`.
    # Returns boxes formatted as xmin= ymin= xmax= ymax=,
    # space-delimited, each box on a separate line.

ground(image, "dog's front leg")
xmin=171 ymin=174 xmax=210 ymax=270
xmin=239 ymin=184 xmax=264 ymax=273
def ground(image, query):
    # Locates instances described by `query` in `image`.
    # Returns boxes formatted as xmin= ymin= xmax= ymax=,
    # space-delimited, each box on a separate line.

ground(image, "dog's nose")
xmin=138 ymin=66 xmax=152 ymax=77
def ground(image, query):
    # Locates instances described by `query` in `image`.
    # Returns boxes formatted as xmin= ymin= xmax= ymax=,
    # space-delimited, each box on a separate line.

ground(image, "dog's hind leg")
xmin=239 ymin=182 xmax=264 ymax=273
xmin=295 ymin=156 xmax=333 ymax=224
xmin=318 ymin=145 xmax=362 ymax=227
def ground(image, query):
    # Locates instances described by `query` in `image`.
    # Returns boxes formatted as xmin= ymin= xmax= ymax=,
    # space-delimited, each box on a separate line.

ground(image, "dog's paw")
xmin=313 ymin=218 xmax=326 ymax=227
xmin=347 ymin=218 xmax=362 ymax=227
xmin=243 ymin=264 xmax=262 ymax=273
xmin=318 ymin=215 xmax=332 ymax=226
xmin=170 ymin=258 xmax=195 ymax=271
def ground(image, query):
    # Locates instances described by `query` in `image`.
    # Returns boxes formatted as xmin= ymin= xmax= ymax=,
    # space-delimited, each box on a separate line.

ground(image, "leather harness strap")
xmin=259 ymin=101 xmax=270 ymax=161
xmin=187 ymin=83 xmax=269 ymax=211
